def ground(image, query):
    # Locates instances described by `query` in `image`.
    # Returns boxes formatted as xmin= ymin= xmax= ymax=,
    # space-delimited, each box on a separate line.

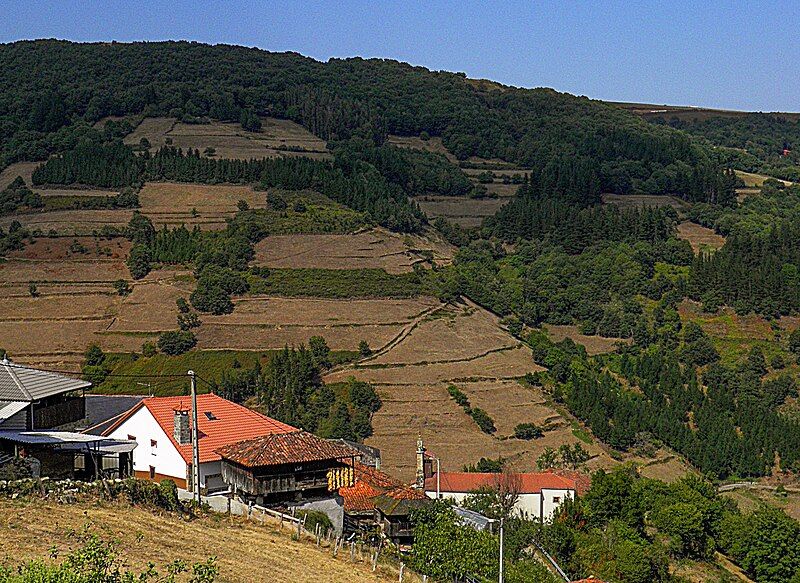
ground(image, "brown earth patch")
xmin=735 ymin=170 xmax=792 ymax=187
xmin=413 ymin=195 xmax=507 ymax=227
xmin=253 ymin=228 xmax=454 ymax=273
xmin=387 ymin=135 xmax=458 ymax=162
xmin=126 ymin=117 xmax=329 ymax=161
xmin=0 ymin=258 xmax=129 ymax=283
xmin=6 ymin=237 xmax=131 ymax=260
xmin=0 ymin=161 xmax=38 ymax=190
xmin=543 ymin=324 xmax=629 ymax=355
xmin=677 ymin=221 xmax=726 ymax=253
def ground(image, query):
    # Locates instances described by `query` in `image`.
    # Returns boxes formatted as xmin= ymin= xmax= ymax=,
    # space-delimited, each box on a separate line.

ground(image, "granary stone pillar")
xmin=415 ymin=435 xmax=426 ymax=489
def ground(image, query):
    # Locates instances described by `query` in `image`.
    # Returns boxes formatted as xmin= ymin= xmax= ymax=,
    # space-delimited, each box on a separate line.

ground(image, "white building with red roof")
xmin=102 ymin=393 xmax=295 ymax=492
xmin=424 ymin=471 xmax=586 ymax=522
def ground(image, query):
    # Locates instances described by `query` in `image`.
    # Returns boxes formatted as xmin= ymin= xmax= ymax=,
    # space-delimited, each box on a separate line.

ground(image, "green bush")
xmin=297 ymin=509 xmax=333 ymax=534
xmin=470 ymin=407 xmax=496 ymax=434
xmin=447 ymin=385 xmax=470 ymax=408
xmin=513 ymin=422 xmax=544 ymax=440
xmin=157 ymin=330 xmax=197 ymax=356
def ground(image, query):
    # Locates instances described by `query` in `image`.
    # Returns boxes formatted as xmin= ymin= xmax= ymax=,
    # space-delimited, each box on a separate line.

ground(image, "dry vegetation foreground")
xmin=676 ymin=220 xmax=726 ymax=253
xmin=0 ymin=499 xmax=392 ymax=583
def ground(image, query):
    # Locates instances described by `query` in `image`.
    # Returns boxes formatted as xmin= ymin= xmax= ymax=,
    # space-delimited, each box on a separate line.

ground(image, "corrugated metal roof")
xmin=0 ymin=401 xmax=27 ymax=423
xmin=0 ymin=360 xmax=91 ymax=401
xmin=0 ymin=430 xmax=137 ymax=452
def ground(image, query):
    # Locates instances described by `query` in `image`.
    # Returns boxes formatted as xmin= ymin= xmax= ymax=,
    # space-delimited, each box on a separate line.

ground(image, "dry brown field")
xmin=0 ymin=161 xmax=38 ymax=189
xmin=124 ymin=117 xmax=329 ymax=161
xmin=735 ymin=170 xmax=792 ymax=187
xmin=2 ymin=182 xmax=267 ymax=235
xmin=0 ymin=208 xmax=134 ymax=235
xmin=7 ymin=236 xmax=131 ymax=260
xmin=195 ymin=296 xmax=439 ymax=352
xmin=676 ymin=221 xmax=726 ymax=253
xmin=543 ymin=324 xmax=630 ymax=355
xmin=387 ymin=135 xmax=458 ymax=162
xmin=0 ymin=257 xmax=129 ymax=283
xmin=413 ymin=195 xmax=507 ymax=227
xmin=0 ymin=499 xmax=396 ymax=583
xmin=323 ymin=301 xmax=626 ymax=480
xmin=253 ymin=228 xmax=455 ymax=273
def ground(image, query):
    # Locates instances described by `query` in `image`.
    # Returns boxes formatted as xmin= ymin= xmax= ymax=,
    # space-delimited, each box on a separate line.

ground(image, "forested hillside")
xmin=0 ymin=40 xmax=729 ymax=203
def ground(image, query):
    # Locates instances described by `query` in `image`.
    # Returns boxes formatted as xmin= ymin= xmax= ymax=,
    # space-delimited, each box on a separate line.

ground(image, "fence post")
xmin=398 ymin=562 xmax=404 ymax=582
xmin=350 ymin=541 xmax=355 ymax=561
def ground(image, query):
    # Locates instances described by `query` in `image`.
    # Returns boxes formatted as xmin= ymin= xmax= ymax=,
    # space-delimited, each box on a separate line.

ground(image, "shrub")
xmin=176 ymin=297 xmax=190 ymax=313
xmin=297 ymin=509 xmax=333 ymax=534
xmin=514 ymin=422 xmax=544 ymax=440
xmin=237 ymin=199 xmax=249 ymax=211
xmin=113 ymin=279 xmax=131 ymax=296
xmin=141 ymin=341 xmax=157 ymax=357
xmin=177 ymin=312 xmax=201 ymax=330
xmin=126 ymin=244 xmax=152 ymax=279
xmin=358 ymin=340 xmax=372 ymax=357
xmin=447 ymin=385 xmax=470 ymax=409
xmin=27 ymin=282 xmax=38 ymax=297
xmin=470 ymin=407 xmax=496 ymax=434
xmin=157 ymin=330 xmax=197 ymax=355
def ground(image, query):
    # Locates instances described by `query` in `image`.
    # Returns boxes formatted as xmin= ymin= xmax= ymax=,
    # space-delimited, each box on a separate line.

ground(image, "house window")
xmin=149 ymin=466 xmax=155 ymax=479
xmin=150 ymin=439 xmax=157 ymax=448
xmin=204 ymin=411 xmax=218 ymax=421
xmin=127 ymin=435 xmax=135 ymax=441
xmin=553 ymin=496 xmax=561 ymax=503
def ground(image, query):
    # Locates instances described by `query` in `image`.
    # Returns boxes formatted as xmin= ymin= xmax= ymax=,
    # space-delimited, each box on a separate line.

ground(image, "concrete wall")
xmin=289 ymin=496 xmax=344 ymax=533
xmin=425 ymin=488 xmax=575 ymax=522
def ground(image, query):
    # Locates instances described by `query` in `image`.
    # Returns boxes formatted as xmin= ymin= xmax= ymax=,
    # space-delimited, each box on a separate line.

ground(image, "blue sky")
xmin=1 ymin=1 xmax=797 ymax=112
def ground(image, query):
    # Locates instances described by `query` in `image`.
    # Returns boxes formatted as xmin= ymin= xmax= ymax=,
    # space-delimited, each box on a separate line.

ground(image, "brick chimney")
xmin=173 ymin=408 xmax=191 ymax=444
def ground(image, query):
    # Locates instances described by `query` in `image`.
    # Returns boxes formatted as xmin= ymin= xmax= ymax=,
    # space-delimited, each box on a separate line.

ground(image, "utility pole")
xmin=498 ymin=517 xmax=504 ymax=583
xmin=189 ymin=370 xmax=200 ymax=505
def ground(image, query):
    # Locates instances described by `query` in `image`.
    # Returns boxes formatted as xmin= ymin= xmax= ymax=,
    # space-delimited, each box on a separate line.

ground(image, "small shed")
xmin=217 ymin=430 xmax=357 ymax=504
xmin=373 ymin=486 xmax=429 ymax=547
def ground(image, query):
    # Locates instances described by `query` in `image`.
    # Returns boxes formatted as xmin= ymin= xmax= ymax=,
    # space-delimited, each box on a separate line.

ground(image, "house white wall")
xmin=425 ymin=488 xmax=574 ymax=522
xmin=107 ymin=407 xmax=187 ymax=486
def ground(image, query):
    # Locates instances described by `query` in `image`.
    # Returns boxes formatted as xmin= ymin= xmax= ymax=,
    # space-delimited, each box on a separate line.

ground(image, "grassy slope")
xmin=0 ymin=498 xmax=392 ymax=583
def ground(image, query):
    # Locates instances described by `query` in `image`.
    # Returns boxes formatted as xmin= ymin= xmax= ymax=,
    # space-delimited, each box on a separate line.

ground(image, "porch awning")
xmin=0 ymin=430 xmax=137 ymax=454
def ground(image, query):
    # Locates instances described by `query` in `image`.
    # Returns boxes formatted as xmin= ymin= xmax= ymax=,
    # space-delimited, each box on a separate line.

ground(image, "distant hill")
xmin=0 ymin=39 xmax=730 ymax=204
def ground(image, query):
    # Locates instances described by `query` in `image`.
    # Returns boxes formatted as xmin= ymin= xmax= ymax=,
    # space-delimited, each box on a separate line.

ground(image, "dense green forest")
xmin=1 ymin=39 xmax=731 ymax=204
xmin=655 ymin=112 xmax=800 ymax=181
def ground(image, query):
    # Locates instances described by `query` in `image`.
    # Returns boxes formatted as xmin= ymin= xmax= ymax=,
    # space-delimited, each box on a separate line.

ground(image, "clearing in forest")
xmin=543 ymin=324 xmax=630 ymax=356
xmin=412 ymin=195 xmax=508 ymax=227
xmin=676 ymin=221 xmax=726 ymax=253
xmin=735 ymin=170 xmax=792 ymax=188
xmin=125 ymin=117 xmax=329 ymax=160
xmin=0 ymin=499 xmax=395 ymax=583
xmin=252 ymin=228 xmax=455 ymax=274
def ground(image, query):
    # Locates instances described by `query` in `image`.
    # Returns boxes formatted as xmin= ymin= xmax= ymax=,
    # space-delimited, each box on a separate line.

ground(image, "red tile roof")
xmin=103 ymin=394 xmax=296 ymax=464
xmin=216 ymin=430 xmax=356 ymax=467
xmin=340 ymin=480 xmax=384 ymax=512
xmin=339 ymin=461 xmax=408 ymax=512
xmin=424 ymin=471 xmax=580 ymax=494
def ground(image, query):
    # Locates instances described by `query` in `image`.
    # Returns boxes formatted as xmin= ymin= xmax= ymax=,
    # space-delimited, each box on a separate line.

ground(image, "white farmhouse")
xmin=423 ymin=471 xmax=586 ymax=522
xmin=103 ymin=393 xmax=294 ymax=492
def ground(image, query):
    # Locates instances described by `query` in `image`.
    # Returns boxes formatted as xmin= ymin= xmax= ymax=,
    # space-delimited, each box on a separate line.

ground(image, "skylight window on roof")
xmin=204 ymin=411 xmax=218 ymax=421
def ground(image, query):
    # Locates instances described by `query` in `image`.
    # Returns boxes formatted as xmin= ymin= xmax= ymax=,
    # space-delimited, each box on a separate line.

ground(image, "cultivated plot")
xmin=676 ymin=220 xmax=726 ymax=253
xmin=253 ymin=228 xmax=454 ymax=274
